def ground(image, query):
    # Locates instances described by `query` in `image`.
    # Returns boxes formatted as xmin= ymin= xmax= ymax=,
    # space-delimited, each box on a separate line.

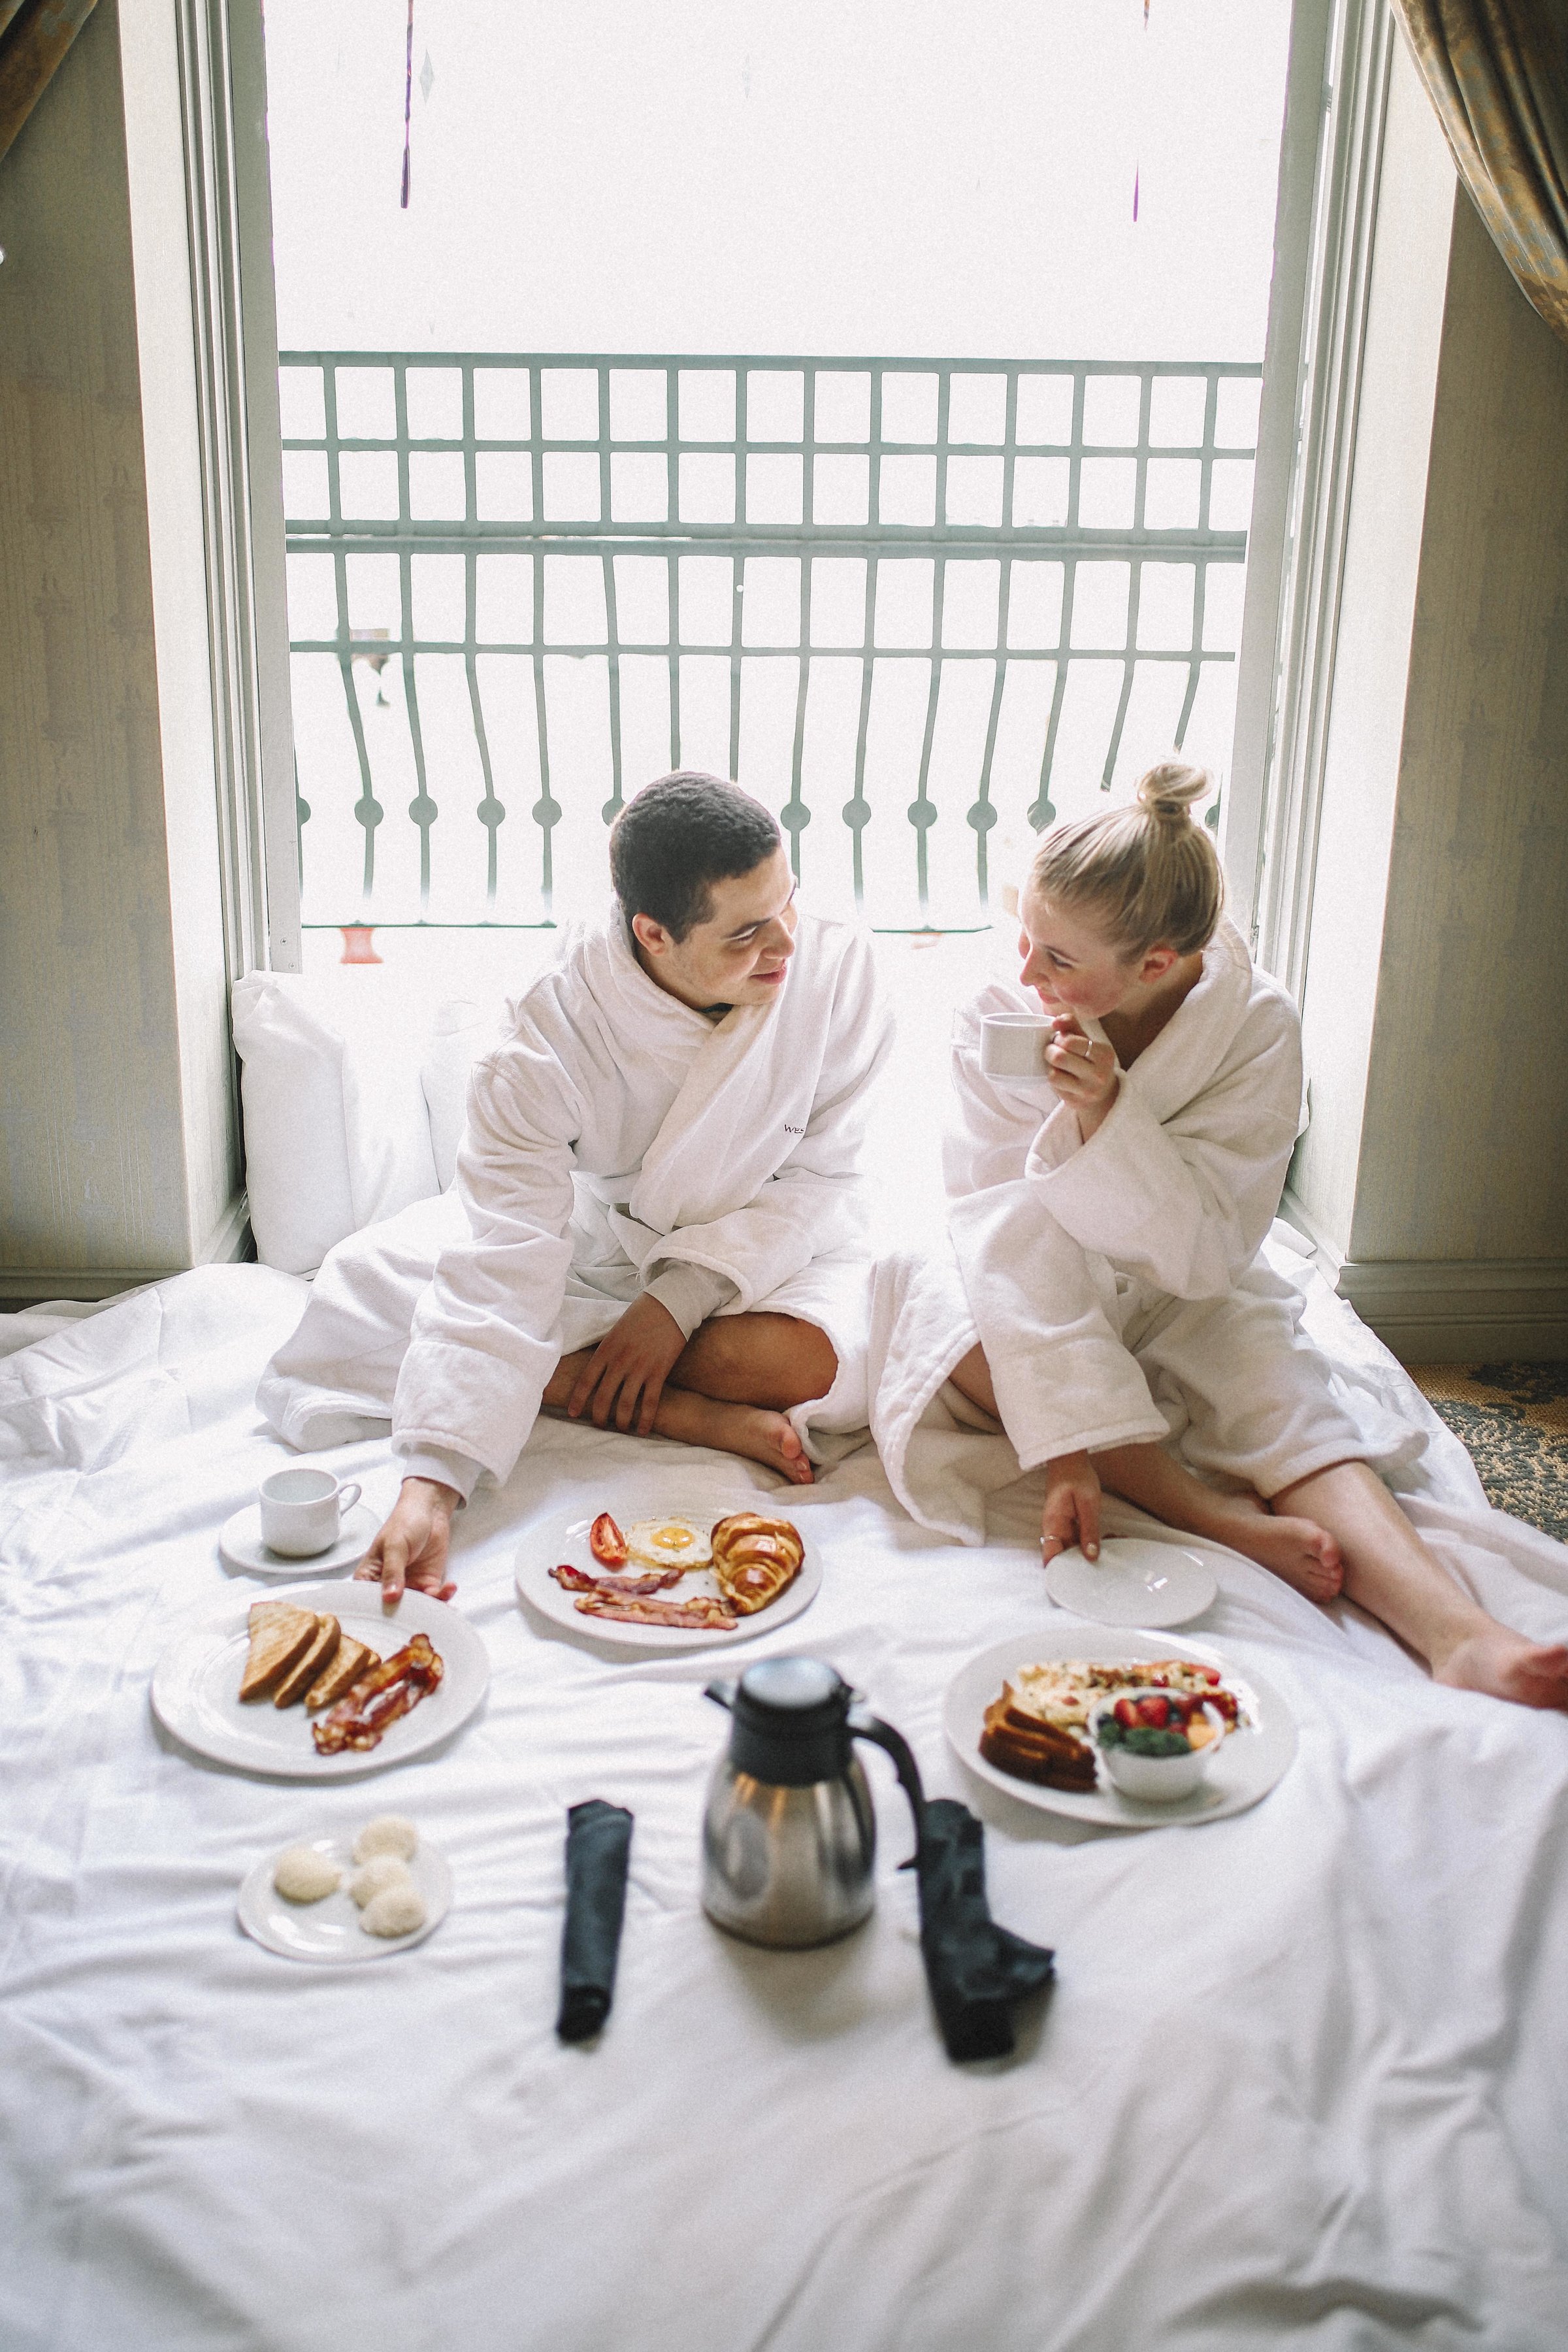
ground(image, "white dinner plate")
xmin=218 ymin=1500 xmax=381 ymax=1580
xmin=238 ymin=1833 xmax=452 ymax=1963
xmin=516 ymin=1501 xmax=822 ymax=1653
xmin=152 ymin=1581 xmax=489 ymax=1780
xmin=944 ymin=1629 xmax=1297 ymax=1831
xmin=1043 ymin=1537 xmax=1217 ymax=1629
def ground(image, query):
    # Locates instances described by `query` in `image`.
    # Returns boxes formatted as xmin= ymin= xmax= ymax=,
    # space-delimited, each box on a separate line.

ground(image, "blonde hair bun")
xmin=1026 ymin=755 xmax=1223 ymax=959
xmin=1134 ymin=761 xmax=1211 ymax=823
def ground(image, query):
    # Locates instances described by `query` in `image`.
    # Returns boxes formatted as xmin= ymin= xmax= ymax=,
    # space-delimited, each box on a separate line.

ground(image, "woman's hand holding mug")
xmin=1045 ymin=1018 xmax=1119 ymax=1140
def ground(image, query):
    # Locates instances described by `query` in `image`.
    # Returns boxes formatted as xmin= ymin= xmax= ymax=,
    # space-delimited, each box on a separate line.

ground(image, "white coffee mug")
xmin=979 ymin=1011 xmax=1056 ymax=1081
xmin=259 ymin=1467 xmax=362 ymax=1558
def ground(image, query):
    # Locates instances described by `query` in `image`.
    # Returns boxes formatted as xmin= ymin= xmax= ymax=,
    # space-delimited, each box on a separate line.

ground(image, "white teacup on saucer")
xmin=258 ymin=1468 xmax=363 ymax=1559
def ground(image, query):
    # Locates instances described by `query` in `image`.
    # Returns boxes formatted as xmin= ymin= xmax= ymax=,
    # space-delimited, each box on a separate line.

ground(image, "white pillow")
xmin=420 ymin=999 xmax=507 ymax=1189
xmin=233 ymin=973 xmax=443 ymax=1274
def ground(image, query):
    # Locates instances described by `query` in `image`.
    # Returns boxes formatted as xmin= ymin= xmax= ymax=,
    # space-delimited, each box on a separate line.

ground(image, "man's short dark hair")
xmin=609 ymin=772 xmax=782 ymax=940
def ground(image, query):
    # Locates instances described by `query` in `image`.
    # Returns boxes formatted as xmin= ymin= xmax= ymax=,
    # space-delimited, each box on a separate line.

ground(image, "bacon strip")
xmin=574 ymin=1591 xmax=737 ymax=1631
xmin=550 ymin=1563 xmax=686 ymax=1597
xmin=312 ymin=1633 xmax=444 ymax=1754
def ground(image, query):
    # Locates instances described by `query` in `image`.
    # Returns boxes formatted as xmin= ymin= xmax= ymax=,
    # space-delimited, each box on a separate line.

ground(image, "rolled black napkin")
xmin=556 ymin=1800 xmax=634 ymax=2044
xmin=911 ymin=1798 xmax=1055 ymax=2062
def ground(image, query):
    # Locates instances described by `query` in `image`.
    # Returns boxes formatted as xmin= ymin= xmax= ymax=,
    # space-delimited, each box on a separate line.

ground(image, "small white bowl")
xmin=1087 ymin=1690 xmax=1226 ymax=1803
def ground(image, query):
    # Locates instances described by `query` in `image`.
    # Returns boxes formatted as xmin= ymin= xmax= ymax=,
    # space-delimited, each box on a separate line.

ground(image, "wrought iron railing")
xmin=279 ymin=353 xmax=1261 ymax=932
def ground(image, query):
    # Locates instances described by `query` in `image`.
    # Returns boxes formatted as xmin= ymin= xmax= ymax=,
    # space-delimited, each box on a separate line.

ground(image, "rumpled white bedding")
xmin=4 ymin=1264 xmax=1568 ymax=2351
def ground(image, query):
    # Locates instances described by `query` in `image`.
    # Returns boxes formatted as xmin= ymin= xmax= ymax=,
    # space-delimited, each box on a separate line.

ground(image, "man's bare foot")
xmin=657 ymin=1390 xmax=815 ymax=1484
xmin=1205 ymin=1492 xmax=1345 ymax=1603
xmin=1434 ymin=1627 xmax=1568 ymax=1711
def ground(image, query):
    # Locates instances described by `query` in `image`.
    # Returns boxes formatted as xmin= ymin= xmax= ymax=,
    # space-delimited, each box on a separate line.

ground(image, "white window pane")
xmin=813 ymin=372 xmax=870 ymax=443
xmin=809 ymin=557 xmax=868 ymax=647
xmin=1215 ymin=377 xmax=1262 ymax=448
xmin=610 ymin=368 xmax=666 ymax=442
xmin=875 ymin=559 xmax=933 ymax=649
xmin=881 ymin=373 xmax=938 ymax=444
xmin=542 ymin=452 xmax=601 ymax=522
xmin=1148 ymin=376 xmax=1207 ymax=449
xmin=1082 ymin=375 xmax=1141 ymax=446
xmin=1144 ymin=459 xmax=1201 ymax=531
xmin=476 ymin=556 xmax=534 ymax=645
xmin=613 ymin=555 xmax=670 ymax=646
xmin=947 ymin=373 xmax=1007 ymax=445
xmin=278 ymin=365 xmax=324 ymax=440
xmin=813 ymin=453 xmax=868 ymax=525
xmin=677 ymin=555 xmax=735 ymax=647
xmin=474 ymin=368 xmax=531 ymax=441
xmin=747 ymin=370 xmax=804 ymax=442
xmin=338 ymin=451 xmax=400 ymax=519
xmin=941 ymin=560 xmax=1000 ymax=649
xmin=945 ymin=455 xmax=1004 ymax=528
xmin=1208 ymin=459 xmax=1255 ymax=532
xmin=334 ymin=366 xmax=395 ymax=439
xmin=1013 ymin=457 xmax=1069 ymax=527
xmin=740 ymin=557 xmax=801 ymax=648
xmin=745 ymin=453 xmax=803 ymax=525
xmin=286 ymin=552 xmax=338 ymax=640
xmin=1136 ymin=563 xmax=1196 ymax=651
xmin=610 ymin=451 xmax=668 ymax=523
xmin=281 ymin=448 xmax=329 ymax=518
xmin=679 ymin=369 xmax=735 ymax=441
xmin=1007 ymin=562 xmax=1064 ymax=649
xmin=1078 ymin=457 xmax=1136 ymax=530
xmin=678 ymin=453 xmax=735 ymax=523
xmin=475 ymin=451 xmax=532 ymax=521
xmin=541 ymin=368 xmax=600 ymax=439
xmin=1070 ymin=563 xmax=1130 ymax=649
xmin=410 ymin=553 xmax=466 ymax=641
xmin=1015 ymin=374 xmax=1075 ymax=445
xmin=406 ymin=368 xmax=463 ymax=440
xmin=880 ymin=455 xmax=936 ymax=527
xmin=408 ymin=451 xmax=466 ymax=521
xmin=543 ymin=555 xmax=607 ymax=644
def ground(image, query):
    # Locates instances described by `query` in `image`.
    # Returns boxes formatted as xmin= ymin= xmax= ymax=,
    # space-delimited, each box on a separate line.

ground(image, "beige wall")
xmin=0 ymin=0 xmax=242 ymax=1297
xmin=1288 ymin=34 xmax=1568 ymax=1355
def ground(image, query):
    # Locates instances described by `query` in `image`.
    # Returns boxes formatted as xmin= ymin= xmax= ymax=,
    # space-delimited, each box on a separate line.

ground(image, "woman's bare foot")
xmin=646 ymin=1388 xmax=815 ymax=1485
xmin=1205 ymin=1492 xmax=1345 ymax=1604
xmin=1434 ymin=1628 xmax=1568 ymax=1711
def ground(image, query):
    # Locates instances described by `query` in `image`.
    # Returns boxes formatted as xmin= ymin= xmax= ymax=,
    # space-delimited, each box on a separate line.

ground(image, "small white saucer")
xmin=1043 ymin=1537 xmax=1217 ymax=1629
xmin=238 ymin=1834 xmax=451 ymax=1963
xmin=218 ymin=1500 xmax=380 ymax=1579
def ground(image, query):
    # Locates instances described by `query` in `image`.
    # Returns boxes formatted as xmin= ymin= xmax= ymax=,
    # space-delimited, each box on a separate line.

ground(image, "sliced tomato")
xmin=589 ymin=1512 xmax=628 ymax=1567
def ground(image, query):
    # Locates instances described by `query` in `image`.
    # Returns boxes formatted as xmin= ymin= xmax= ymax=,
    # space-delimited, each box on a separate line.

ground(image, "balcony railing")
xmin=279 ymin=352 xmax=1261 ymax=933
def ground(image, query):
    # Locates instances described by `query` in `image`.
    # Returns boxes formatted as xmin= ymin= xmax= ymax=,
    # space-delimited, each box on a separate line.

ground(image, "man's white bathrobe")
xmin=868 ymin=917 xmax=1399 ymax=1540
xmin=259 ymin=910 xmax=894 ymax=1487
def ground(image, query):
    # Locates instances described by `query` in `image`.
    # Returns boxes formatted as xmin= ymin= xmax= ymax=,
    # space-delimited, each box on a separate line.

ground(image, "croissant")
xmin=709 ymin=1512 xmax=805 ymax=1615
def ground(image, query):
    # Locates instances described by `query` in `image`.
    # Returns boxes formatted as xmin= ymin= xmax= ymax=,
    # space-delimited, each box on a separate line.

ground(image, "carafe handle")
xmin=847 ymin=1705 xmax=926 ymax=1867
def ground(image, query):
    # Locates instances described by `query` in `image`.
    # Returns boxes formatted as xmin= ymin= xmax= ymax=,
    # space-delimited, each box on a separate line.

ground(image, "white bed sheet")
xmin=3 ymin=1265 xmax=1568 ymax=2352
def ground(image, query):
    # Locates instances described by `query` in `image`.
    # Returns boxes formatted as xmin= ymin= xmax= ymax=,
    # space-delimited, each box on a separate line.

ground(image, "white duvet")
xmin=3 ymin=1264 xmax=1568 ymax=2351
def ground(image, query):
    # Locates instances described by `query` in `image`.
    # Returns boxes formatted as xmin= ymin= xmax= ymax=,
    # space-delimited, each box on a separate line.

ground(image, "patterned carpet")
xmin=1407 ymin=1364 xmax=1568 ymax=1541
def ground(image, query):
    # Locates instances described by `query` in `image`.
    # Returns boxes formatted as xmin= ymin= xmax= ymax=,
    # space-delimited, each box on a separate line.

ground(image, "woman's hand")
xmin=566 ymin=1293 xmax=686 ymax=1435
xmin=1045 ymin=1019 xmax=1119 ymax=1142
xmin=355 ymin=1477 xmax=459 ymax=1605
xmin=1041 ymin=1449 xmax=1102 ymax=1563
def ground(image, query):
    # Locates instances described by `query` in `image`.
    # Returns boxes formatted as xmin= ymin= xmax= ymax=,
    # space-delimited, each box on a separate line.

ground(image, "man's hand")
xmin=355 ymin=1477 xmax=459 ymax=1605
xmin=566 ymin=1292 xmax=687 ymax=1435
xmin=1045 ymin=1017 xmax=1119 ymax=1143
xmin=1041 ymin=1448 xmax=1102 ymax=1563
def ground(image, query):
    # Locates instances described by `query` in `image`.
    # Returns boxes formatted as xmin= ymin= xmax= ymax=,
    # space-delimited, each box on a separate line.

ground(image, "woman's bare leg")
xmin=951 ymin=1345 xmax=1341 ymax=1599
xmin=1273 ymin=1460 xmax=1568 ymax=1710
xmin=1092 ymin=1443 xmax=1344 ymax=1603
xmin=540 ymin=1313 xmax=831 ymax=1486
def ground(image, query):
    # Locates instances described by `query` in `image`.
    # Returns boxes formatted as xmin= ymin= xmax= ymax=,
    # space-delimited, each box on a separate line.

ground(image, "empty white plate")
xmin=1043 ymin=1537 xmax=1217 ymax=1629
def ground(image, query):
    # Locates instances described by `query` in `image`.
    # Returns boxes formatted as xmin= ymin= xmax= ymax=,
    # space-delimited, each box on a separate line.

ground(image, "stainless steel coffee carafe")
xmin=701 ymin=1656 xmax=925 ymax=1950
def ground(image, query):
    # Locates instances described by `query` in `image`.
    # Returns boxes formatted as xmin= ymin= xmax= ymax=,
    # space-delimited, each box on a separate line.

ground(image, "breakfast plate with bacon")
xmin=515 ymin=1503 xmax=821 ymax=1651
xmin=150 ymin=1580 xmax=489 ymax=1778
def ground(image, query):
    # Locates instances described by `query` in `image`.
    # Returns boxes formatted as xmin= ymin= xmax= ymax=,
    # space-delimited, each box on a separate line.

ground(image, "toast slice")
xmin=306 ymin=1632 xmax=377 ymax=1712
xmin=240 ymin=1603 xmax=320 ymax=1703
xmin=272 ymin=1613 xmax=341 ymax=1708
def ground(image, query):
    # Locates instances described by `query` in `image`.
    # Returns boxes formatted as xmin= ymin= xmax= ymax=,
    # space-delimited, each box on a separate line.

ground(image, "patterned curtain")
xmin=1392 ymin=0 xmax=1568 ymax=344
xmin=0 ymin=0 xmax=99 ymax=166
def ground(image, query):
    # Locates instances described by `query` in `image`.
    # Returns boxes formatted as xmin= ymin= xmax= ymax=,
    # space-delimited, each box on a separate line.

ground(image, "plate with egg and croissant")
xmin=150 ymin=1580 xmax=489 ymax=1778
xmin=515 ymin=1503 xmax=820 ymax=1650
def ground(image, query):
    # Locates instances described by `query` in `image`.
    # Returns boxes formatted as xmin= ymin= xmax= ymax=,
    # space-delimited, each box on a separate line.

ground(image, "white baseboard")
xmin=1279 ymin=1189 xmax=1568 ymax=1361
xmin=0 ymin=1194 xmax=253 ymax=1307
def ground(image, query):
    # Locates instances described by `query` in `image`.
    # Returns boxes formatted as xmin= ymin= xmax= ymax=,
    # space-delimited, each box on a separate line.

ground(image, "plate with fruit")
xmin=944 ymin=1631 xmax=1297 ymax=1829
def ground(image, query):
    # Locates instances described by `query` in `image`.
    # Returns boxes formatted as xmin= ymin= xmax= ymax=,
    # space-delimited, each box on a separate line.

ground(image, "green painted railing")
xmin=279 ymin=353 xmax=1260 ymax=932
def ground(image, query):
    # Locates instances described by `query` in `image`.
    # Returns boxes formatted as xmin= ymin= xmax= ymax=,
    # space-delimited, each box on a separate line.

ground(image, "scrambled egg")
xmin=624 ymin=1515 xmax=712 ymax=1571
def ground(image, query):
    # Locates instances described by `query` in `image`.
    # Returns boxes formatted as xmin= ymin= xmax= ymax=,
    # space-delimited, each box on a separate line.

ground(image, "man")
xmin=257 ymin=772 xmax=893 ymax=1599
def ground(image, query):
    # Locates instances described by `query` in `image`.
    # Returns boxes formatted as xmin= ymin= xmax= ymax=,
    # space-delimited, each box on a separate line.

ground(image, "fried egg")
xmin=623 ymin=1514 xmax=711 ymax=1571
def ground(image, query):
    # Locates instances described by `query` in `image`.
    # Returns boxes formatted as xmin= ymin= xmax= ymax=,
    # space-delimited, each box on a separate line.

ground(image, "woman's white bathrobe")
xmin=869 ymin=917 xmax=1396 ymax=1540
xmin=259 ymin=910 xmax=894 ymax=1486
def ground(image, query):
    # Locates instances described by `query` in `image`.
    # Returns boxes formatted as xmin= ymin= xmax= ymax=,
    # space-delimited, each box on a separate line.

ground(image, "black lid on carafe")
xmin=707 ymin=1656 xmax=854 ymax=1786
